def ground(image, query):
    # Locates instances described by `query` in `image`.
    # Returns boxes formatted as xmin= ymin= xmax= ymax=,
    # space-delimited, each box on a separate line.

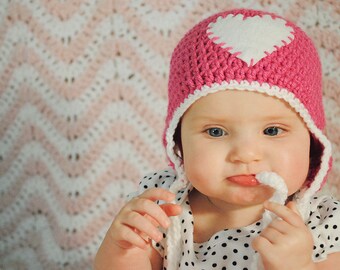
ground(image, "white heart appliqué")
xmin=207 ymin=14 xmax=294 ymax=66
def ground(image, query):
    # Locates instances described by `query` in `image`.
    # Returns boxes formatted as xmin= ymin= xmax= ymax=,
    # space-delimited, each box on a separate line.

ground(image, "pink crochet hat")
xmin=163 ymin=9 xmax=332 ymax=205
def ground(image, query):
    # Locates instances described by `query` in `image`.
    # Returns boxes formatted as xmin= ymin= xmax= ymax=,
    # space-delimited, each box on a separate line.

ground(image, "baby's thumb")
xmin=286 ymin=201 xmax=301 ymax=216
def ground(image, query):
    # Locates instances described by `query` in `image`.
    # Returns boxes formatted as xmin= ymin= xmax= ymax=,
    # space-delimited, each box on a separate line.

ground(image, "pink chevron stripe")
xmin=0 ymin=226 xmax=97 ymax=268
xmin=0 ymin=43 xmax=167 ymax=100
xmin=0 ymin=46 xmax=27 ymax=94
xmin=26 ymin=48 xmax=109 ymax=99
xmin=0 ymin=159 xmax=70 ymax=211
xmin=0 ymin=83 xmax=164 ymax=143
xmin=285 ymin=1 xmax=339 ymax=26
xmin=70 ymin=122 xmax=166 ymax=174
xmin=114 ymin=1 xmax=238 ymax=57
xmin=285 ymin=3 xmax=315 ymax=22
xmin=314 ymin=29 xmax=340 ymax=55
xmin=0 ymin=86 xmax=66 ymax=138
xmin=0 ymin=125 xmax=69 ymax=175
xmin=114 ymin=40 xmax=169 ymax=97
xmin=2 ymin=3 xmax=112 ymax=61
xmin=0 ymin=46 xmax=103 ymax=99
xmin=0 ymin=120 xmax=165 ymax=178
xmin=134 ymin=0 xmax=184 ymax=11
xmin=324 ymin=78 xmax=340 ymax=104
xmin=0 ymin=194 xmax=124 ymax=248
xmin=0 ymin=158 xmax=145 ymax=216
xmin=74 ymin=83 xmax=164 ymax=136
xmin=327 ymin=169 xmax=340 ymax=191
xmin=118 ymin=0 xmax=235 ymax=14
xmin=326 ymin=123 xmax=340 ymax=150
xmin=40 ymin=0 xmax=91 ymax=20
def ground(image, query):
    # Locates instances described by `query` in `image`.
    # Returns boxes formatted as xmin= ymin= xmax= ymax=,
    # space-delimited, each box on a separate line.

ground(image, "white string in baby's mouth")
xmin=256 ymin=171 xmax=288 ymax=207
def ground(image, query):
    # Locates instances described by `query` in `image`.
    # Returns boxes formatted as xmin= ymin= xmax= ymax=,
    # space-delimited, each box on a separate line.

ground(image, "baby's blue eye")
xmin=207 ymin=128 xmax=226 ymax=137
xmin=263 ymin=127 xmax=282 ymax=136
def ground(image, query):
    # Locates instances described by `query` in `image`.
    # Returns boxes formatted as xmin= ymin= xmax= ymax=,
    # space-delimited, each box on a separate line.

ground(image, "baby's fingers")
xmin=131 ymin=198 xmax=171 ymax=228
xmin=116 ymin=224 xmax=150 ymax=250
xmin=145 ymin=203 xmax=182 ymax=229
xmin=123 ymin=211 xmax=163 ymax=242
xmin=264 ymin=201 xmax=304 ymax=227
xmin=110 ymin=188 xmax=180 ymax=250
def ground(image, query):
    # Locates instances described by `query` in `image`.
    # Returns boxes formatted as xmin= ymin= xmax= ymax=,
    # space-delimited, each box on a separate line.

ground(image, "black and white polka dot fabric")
xmin=128 ymin=169 xmax=340 ymax=269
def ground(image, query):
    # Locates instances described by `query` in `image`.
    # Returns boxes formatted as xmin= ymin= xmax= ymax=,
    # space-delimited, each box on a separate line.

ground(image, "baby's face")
xmin=180 ymin=90 xmax=310 ymax=206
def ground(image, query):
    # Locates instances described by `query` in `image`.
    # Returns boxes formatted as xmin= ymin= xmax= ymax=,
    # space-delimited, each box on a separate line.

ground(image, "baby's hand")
xmin=252 ymin=201 xmax=315 ymax=270
xmin=109 ymin=188 xmax=182 ymax=251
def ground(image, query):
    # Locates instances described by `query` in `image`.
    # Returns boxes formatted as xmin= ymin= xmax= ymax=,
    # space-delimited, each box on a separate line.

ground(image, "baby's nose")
xmin=227 ymin=137 xmax=263 ymax=164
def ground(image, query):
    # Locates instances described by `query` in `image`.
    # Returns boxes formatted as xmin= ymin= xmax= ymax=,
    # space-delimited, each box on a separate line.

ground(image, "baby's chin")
xmin=231 ymin=185 xmax=275 ymax=206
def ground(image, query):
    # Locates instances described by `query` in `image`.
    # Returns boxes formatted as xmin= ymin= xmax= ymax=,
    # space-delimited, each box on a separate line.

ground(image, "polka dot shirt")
xmin=128 ymin=169 xmax=340 ymax=269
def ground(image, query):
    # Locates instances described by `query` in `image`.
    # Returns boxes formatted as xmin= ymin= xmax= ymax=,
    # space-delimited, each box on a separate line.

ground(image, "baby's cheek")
xmin=184 ymin=156 xmax=209 ymax=178
xmin=277 ymin=157 xmax=310 ymax=195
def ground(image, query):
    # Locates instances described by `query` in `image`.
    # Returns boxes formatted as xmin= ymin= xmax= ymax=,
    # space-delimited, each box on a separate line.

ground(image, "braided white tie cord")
xmin=251 ymin=172 xmax=289 ymax=270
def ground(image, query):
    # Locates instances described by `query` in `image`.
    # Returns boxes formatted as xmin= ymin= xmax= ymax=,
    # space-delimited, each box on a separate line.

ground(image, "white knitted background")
xmin=0 ymin=0 xmax=339 ymax=269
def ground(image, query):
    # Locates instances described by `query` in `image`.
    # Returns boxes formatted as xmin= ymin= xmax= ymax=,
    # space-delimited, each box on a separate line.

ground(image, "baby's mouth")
xmin=227 ymin=175 xmax=260 ymax=187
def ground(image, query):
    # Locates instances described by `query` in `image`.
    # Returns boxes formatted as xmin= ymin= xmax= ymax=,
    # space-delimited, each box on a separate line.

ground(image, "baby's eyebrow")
xmin=189 ymin=114 xmax=297 ymax=122
xmin=259 ymin=114 xmax=300 ymax=122
xmin=188 ymin=115 xmax=231 ymax=123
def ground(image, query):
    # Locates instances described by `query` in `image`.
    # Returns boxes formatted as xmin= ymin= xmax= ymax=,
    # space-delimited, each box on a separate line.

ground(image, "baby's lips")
xmin=227 ymin=175 xmax=260 ymax=187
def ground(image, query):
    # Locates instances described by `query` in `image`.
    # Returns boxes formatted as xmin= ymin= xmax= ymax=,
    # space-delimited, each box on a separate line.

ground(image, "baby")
xmin=95 ymin=9 xmax=340 ymax=270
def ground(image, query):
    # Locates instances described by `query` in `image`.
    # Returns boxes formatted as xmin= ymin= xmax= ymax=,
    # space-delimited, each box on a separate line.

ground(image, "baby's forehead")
xmin=187 ymin=90 xmax=293 ymax=112
xmin=181 ymin=89 xmax=305 ymax=124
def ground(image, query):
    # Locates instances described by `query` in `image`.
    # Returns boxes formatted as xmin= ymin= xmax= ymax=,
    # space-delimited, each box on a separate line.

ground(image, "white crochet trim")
xmin=166 ymin=80 xmax=332 ymax=220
